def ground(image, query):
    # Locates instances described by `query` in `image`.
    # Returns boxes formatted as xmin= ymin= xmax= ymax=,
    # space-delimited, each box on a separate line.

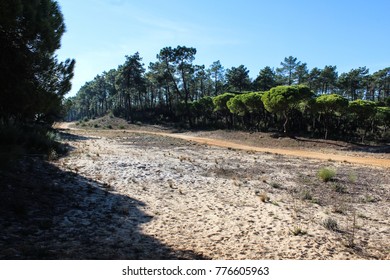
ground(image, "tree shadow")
xmin=293 ymin=137 xmax=347 ymax=148
xmin=343 ymin=143 xmax=390 ymax=154
xmin=58 ymin=130 xmax=96 ymax=142
xmin=271 ymin=132 xmax=390 ymax=153
xmin=0 ymin=158 xmax=207 ymax=260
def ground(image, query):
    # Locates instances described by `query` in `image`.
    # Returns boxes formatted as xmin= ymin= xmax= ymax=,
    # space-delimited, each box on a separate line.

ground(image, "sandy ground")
xmin=48 ymin=124 xmax=390 ymax=259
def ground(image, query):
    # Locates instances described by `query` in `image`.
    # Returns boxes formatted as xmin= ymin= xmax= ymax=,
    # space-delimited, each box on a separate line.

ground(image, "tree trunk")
xmin=283 ymin=111 xmax=288 ymax=133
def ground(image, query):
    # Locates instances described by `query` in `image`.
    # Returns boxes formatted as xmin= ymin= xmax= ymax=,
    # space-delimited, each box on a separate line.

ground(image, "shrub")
xmin=301 ymin=189 xmax=313 ymax=200
xmin=0 ymin=124 xmax=64 ymax=162
xmin=318 ymin=168 xmax=336 ymax=182
xmin=290 ymin=226 xmax=307 ymax=236
xmin=323 ymin=217 xmax=339 ymax=231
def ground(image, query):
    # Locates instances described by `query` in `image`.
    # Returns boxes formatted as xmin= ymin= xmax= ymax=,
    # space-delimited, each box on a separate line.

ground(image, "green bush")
xmin=318 ymin=168 xmax=336 ymax=182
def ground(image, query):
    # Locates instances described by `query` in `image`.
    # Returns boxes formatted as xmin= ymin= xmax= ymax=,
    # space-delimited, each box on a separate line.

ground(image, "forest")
xmin=67 ymin=47 xmax=390 ymax=142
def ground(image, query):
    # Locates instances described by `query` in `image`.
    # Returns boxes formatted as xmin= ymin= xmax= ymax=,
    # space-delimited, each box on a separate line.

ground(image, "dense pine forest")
xmin=0 ymin=0 xmax=389 ymax=147
xmin=67 ymin=47 xmax=390 ymax=142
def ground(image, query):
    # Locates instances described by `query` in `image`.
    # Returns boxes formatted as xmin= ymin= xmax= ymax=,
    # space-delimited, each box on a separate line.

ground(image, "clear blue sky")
xmin=55 ymin=0 xmax=390 ymax=97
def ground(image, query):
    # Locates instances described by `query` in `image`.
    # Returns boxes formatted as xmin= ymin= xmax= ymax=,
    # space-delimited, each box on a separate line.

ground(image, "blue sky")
xmin=55 ymin=0 xmax=390 ymax=97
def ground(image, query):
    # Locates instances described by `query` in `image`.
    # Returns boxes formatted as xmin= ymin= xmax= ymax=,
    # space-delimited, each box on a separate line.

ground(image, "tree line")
xmin=67 ymin=47 xmax=390 ymax=142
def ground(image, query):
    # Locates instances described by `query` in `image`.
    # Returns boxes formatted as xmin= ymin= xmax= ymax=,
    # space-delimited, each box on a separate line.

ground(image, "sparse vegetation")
xmin=290 ymin=226 xmax=307 ymax=236
xmin=258 ymin=192 xmax=270 ymax=203
xmin=318 ymin=167 xmax=336 ymax=182
xmin=332 ymin=183 xmax=347 ymax=193
xmin=323 ymin=217 xmax=339 ymax=231
xmin=270 ymin=181 xmax=282 ymax=189
xmin=300 ymin=189 xmax=313 ymax=201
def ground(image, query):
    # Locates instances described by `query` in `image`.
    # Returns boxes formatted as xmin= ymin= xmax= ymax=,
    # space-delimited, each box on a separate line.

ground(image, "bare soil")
xmin=1 ymin=120 xmax=389 ymax=259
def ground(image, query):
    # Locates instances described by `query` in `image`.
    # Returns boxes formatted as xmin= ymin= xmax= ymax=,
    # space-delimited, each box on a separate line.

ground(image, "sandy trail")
xmin=126 ymin=130 xmax=390 ymax=168
xmin=54 ymin=122 xmax=390 ymax=168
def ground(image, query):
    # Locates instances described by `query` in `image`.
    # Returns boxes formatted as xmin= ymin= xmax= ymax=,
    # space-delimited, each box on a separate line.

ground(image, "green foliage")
xmin=213 ymin=93 xmax=236 ymax=113
xmin=227 ymin=92 xmax=264 ymax=116
xmin=0 ymin=0 xmax=75 ymax=124
xmin=338 ymin=67 xmax=369 ymax=100
xmin=262 ymin=85 xmax=313 ymax=132
xmin=254 ymin=66 xmax=277 ymax=91
xmin=225 ymin=65 xmax=251 ymax=92
xmin=385 ymin=97 xmax=390 ymax=107
xmin=348 ymin=100 xmax=378 ymax=139
xmin=241 ymin=92 xmax=264 ymax=113
xmin=65 ymin=43 xmax=389 ymax=141
xmin=375 ymin=107 xmax=390 ymax=128
xmin=316 ymin=94 xmax=349 ymax=139
xmin=227 ymin=94 xmax=247 ymax=116
xmin=276 ymin=56 xmax=302 ymax=85
xmin=262 ymin=85 xmax=313 ymax=113
xmin=318 ymin=168 xmax=336 ymax=182
xmin=316 ymin=94 xmax=349 ymax=114
xmin=348 ymin=99 xmax=377 ymax=117
xmin=191 ymin=96 xmax=214 ymax=117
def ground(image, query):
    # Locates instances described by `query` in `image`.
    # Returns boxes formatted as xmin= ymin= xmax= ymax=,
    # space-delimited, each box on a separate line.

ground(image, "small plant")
xmin=332 ymin=204 xmax=347 ymax=214
xmin=94 ymin=124 xmax=100 ymax=128
xmin=323 ymin=217 xmax=339 ymax=231
xmin=364 ymin=195 xmax=376 ymax=203
xmin=290 ymin=226 xmax=307 ymax=236
xmin=271 ymin=200 xmax=280 ymax=206
xmin=347 ymin=207 xmax=358 ymax=248
xmin=348 ymin=172 xmax=357 ymax=183
xmin=318 ymin=167 xmax=336 ymax=182
xmin=106 ymin=125 xmax=113 ymax=129
xmin=270 ymin=181 xmax=282 ymax=189
xmin=332 ymin=183 xmax=346 ymax=193
xmin=119 ymin=125 xmax=125 ymax=129
xmin=301 ymin=189 xmax=313 ymax=201
xmin=258 ymin=192 xmax=270 ymax=203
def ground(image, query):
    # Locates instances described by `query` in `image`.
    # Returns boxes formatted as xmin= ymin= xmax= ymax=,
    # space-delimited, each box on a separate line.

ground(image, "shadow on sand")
xmin=0 ymin=155 xmax=207 ymax=259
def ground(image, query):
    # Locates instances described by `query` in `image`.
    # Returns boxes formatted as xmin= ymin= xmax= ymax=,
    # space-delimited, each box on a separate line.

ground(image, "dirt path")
xmin=126 ymin=130 xmax=390 ymax=169
xmin=55 ymin=122 xmax=390 ymax=168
